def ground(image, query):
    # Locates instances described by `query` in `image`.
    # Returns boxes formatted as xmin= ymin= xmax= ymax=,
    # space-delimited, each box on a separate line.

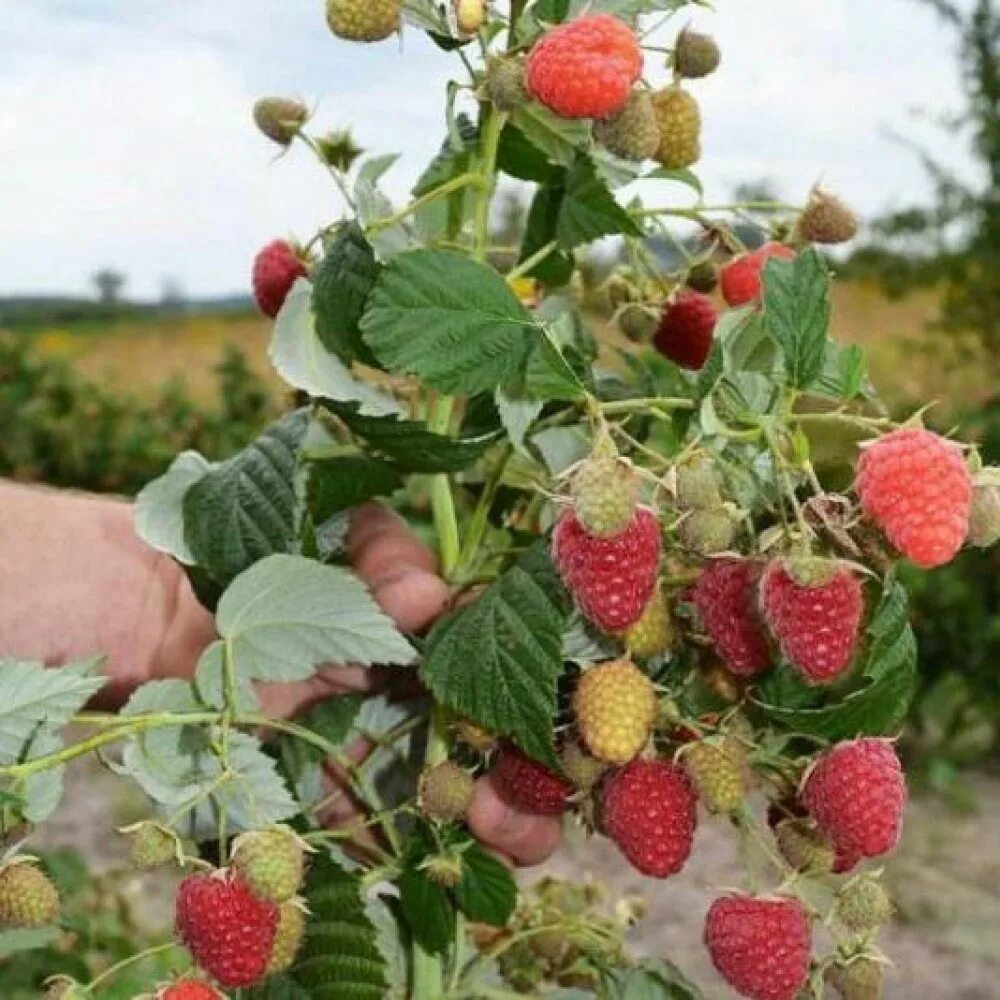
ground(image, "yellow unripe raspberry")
xmin=572 ymin=659 xmax=656 ymax=765
xmin=683 ymin=734 xmax=748 ymax=813
xmin=325 ymin=0 xmax=400 ymax=43
xmin=621 ymin=585 xmax=674 ymax=660
xmin=650 ymin=86 xmax=701 ymax=169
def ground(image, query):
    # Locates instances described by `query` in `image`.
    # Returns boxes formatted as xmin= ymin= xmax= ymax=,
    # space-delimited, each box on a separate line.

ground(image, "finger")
xmin=467 ymin=777 xmax=563 ymax=867
xmin=349 ymin=503 xmax=438 ymax=580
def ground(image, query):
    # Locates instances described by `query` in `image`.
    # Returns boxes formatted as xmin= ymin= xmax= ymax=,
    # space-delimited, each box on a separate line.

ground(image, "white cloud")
xmin=0 ymin=0 xmax=977 ymax=297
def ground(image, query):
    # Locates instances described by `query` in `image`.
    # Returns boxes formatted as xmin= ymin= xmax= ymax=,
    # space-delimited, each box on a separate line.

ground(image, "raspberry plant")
xmin=3 ymin=2 xmax=1000 ymax=998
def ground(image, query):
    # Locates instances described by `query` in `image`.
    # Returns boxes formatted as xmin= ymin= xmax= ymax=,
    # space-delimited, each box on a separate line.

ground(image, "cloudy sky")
xmin=0 ymin=0 xmax=976 ymax=299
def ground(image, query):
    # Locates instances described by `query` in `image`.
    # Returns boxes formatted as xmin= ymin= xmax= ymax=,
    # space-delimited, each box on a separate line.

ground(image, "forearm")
xmin=0 ymin=480 xmax=215 ymax=707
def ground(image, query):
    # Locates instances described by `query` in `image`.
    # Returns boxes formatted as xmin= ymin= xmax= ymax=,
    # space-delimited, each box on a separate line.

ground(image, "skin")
xmin=0 ymin=482 xmax=561 ymax=866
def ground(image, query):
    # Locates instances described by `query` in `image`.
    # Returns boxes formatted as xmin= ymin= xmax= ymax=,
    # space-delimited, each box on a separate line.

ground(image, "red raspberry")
xmin=491 ymin=745 xmax=572 ymax=815
xmin=801 ymin=738 xmax=906 ymax=862
xmin=856 ymin=427 xmax=972 ymax=568
xmin=552 ymin=507 xmax=661 ymax=633
xmin=525 ymin=15 xmax=642 ymax=119
xmin=653 ymin=290 xmax=718 ymax=370
xmin=704 ymin=895 xmax=812 ymax=1000
xmin=720 ymin=242 xmax=795 ymax=307
xmin=691 ymin=559 xmax=770 ymax=676
xmin=759 ymin=560 xmax=864 ymax=684
xmin=252 ymin=239 xmax=307 ymax=318
xmin=601 ymin=759 xmax=697 ymax=877
xmin=175 ymin=872 xmax=278 ymax=988
xmin=160 ymin=981 xmax=225 ymax=1000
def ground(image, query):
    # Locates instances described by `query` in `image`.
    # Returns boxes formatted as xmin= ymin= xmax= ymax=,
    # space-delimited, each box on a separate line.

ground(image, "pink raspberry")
xmin=252 ymin=239 xmax=307 ymax=318
xmin=653 ymin=290 xmax=718 ymax=370
xmin=759 ymin=559 xmax=864 ymax=684
xmin=552 ymin=507 xmax=661 ymax=633
xmin=704 ymin=895 xmax=812 ymax=1000
xmin=720 ymin=242 xmax=795 ymax=307
xmin=692 ymin=559 xmax=771 ymax=676
xmin=602 ymin=759 xmax=697 ymax=877
xmin=525 ymin=15 xmax=642 ymax=119
xmin=801 ymin=738 xmax=906 ymax=862
xmin=856 ymin=427 xmax=972 ymax=568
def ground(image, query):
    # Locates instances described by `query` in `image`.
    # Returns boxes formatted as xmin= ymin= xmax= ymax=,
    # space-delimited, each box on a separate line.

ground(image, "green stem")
xmin=85 ymin=941 xmax=180 ymax=993
xmin=598 ymin=396 xmax=695 ymax=415
xmin=506 ymin=239 xmax=557 ymax=281
xmin=634 ymin=200 xmax=800 ymax=218
xmin=457 ymin=444 xmax=514 ymax=573
xmin=368 ymin=172 xmax=484 ymax=233
xmin=295 ymin=132 xmax=357 ymax=211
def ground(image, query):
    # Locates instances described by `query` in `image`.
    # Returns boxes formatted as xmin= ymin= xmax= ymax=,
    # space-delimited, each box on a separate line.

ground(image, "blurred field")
xmin=25 ymin=282 xmax=994 ymax=419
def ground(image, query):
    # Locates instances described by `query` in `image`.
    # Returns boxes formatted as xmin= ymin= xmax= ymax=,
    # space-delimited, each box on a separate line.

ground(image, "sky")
xmin=0 ymin=0 xmax=978 ymax=299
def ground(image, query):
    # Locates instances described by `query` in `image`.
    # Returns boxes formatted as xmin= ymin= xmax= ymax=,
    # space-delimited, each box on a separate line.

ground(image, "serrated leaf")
xmin=360 ymin=249 xmax=538 ymax=395
xmin=312 ymin=223 xmax=381 ymax=365
xmin=270 ymin=281 xmax=400 ymax=417
xmin=240 ymin=974 xmax=312 ymax=999
xmin=325 ymin=402 xmax=501 ymax=473
xmin=557 ymin=157 xmax=642 ymax=248
xmin=212 ymin=732 xmax=299 ymax=829
xmin=815 ymin=341 xmax=866 ymax=400
xmin=497 ymin=122 xmax=559 ymax=183
xmin=454 ymin=842 xmax=517 ymax=925
xmin=511 ymin=103 xmax=592 ymax=168
xmin=0 ymin=659 xmax=106 ymax=763
xmin=762 ymin=249 xmax=831 ymax=389
xmin=182 ymin=410 xmax=308 ymax=583
xmin=603 ymin=957 xmax=701 ymax=999
xmin=398 ymin=867 xmax=454 ymax=955
xmin=519 ymin=181 xmax=575 ymax=285
xmin=21 ymin=729 xmax=64 ymax=823
xmin=355 ymin=154 xmax=415 ymax=260
xmin=291 ymin=852 xmax=388 ymax=999
xmin=755 ymin=580 xmax=917 ymax=738
xmin=495 ymin=390 xmax=543 ymax=452
xmin=217 ymin=554 xmax=416 ymax=684
xmin=194 ymin=640 xmax=260 ymax=713
xmin=307 ymin=456 xmax=402 ymax=522
xmin=135 ymin=450 xmax=213 ymax=565
xmin=420 ymin=545 xmax=569 ymax=765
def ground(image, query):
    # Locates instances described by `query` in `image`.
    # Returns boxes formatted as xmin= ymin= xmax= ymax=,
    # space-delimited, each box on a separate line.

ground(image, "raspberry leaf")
xmin=306 ymin=456 xmax=403 ymax=521
xmin=398 ymin=868 xmax=454 ymax=956
xmin=421 ymin=544 xmax=570 ymax=766
xmin=511 ymin=103 xmax=591 ymax=168
xmin=761 ymin=248 xmax=831 ymax=389
xmin=601 ymin=957 xmax=701 ymax=999
xmin=453 ymin=842 xmax=517 ymax=925
xmin=182 ymin=409 xmax=309 ymax=584
xmin=557 ymin=157 xmax=643 ymax=248
xmin=519 ymin=182 xmax=576 ymax=284
xmin=360 ymin=249 xmax=539 ymax=395
xmin=135 ymin=450 xmax=214 ymax=565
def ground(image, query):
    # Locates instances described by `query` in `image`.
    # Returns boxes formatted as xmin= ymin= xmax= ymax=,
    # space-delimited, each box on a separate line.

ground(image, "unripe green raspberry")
xmin=42 ymin=977 xmax=82 ymax=1000
xmin=484 ymin=55 xmax=529 ymax=112
xmin=593 ymin=91 xmax=660 ymax=162
xmin=967 ymin=481 xmax=1000 ymax=547
xmin=325 ymin=0 xmax=401 ymax=42
xmin=568 ymin=431 xmax=638 ymax=537
xmin=616 ymin=303 xmax=658 ymax=342
xmin=686 ymin=259 xmax=719 ymax=293
xmin=0 ymin=860 xmax=59 ymax=928
xmin=835 ymin=875 xmax=892 ymax=933
xmin=252 ymin=97 xmax=309 ymax=146
xmin=675 ymin=454 xmax=723 ymax=510
xmin=559 ymin=739 xmax=609 ymax=792
xmin=603 ymin=272 xmax=641 ymax=310
xmin=797 ymin=186 xmax=858 ymax=245
xmin=315 ymin=129 xmax=364 ymax=171
xmin=267 ymin=899 xmax=308 ymax=974
xmin=651 ymin=86 xmax=701 ymax=169
xmin=774 ymin=818 xmax=835 ymax=874
xmin=673 ymin=28 xmax=721 ymax=79
xmin=621 ymin=584 xmax=674 ymax=660
xmin=231 ymin=826 xmax=308 ymax=903
xmin=423 ymin=852 xmax=464 ymax=888
xmin=678 ymin=508 xmax=735 ymax=555
xmin=683 ymin=734 xmax=748 ymax=813
xmin=123 ymin=821 xmax=180 ymax=871
xmin=418 ymin=761 xmax=475 ymax=823
xmin=825 ymin=957 xmax=884 ymax=1000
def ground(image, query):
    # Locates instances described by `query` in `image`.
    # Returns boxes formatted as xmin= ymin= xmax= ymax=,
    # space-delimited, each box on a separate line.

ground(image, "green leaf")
xmin=420 ymin=544 xmax=569 ymax=765
xmin=511 ymin=103 xmax=592 ymax=168
xmin=495 ymin=391 xmax=543 ymax=452
xmin=354 ymin=154 xmax=415 ymax=260
xmin=291 ymin=852 xmax=389 ymax=999
xmin=360 ymin=249 xmax=538 ymax=395
xmin=398 ymin=867 xmax=454 ymax=956
xmin=307 ymin=456 xmax=402 ymax=522
xmin=0 ymin=659 xmax=106 ymax=763
xmin=519 ymin=181 xmax=575 ymax=285
xmin=644 ymin=165 xmax=704 ymax=196
xmin=241 ymin=974 xmax=312 ymax=999
xmin=762 ymin=249 xmax=831 ymax=389
xmin=212 ymin=732 xmax=300 ymax=829
xmin=603 ymin=957 xmax=701 ymax=999
xmin=815 ymin=341 xmax=866 ymax=400
xmin=216 ymin=554 xmax=416 ymax=683
xmin=274 ymin=694 xmax=365 ymax=790
xmin=325 ymin=402 xmax=501 ymax=474
xmin=135 ymin=450 xmax=213 ymax=565
xmin=312 ymin=223 xmax=381 ymax=365
xmin=270 ymin=280 xmax=401 ymax=417
xmin=755 ymin=580 xmax=917 ymax=739
xmin=497 ymin=123 xmax=559 ymax=184
xmin=182 ymin=410 xmax=308 ymax=584
xmin=453 ymin=842 xmax=517 ymax=925
xmin=0 ymin=927 xmax=62 ymax=960
xmin=21 ymin=729 xmax=64 ymax=823
xmin=557 ymin=157 xmax=642 ymax=248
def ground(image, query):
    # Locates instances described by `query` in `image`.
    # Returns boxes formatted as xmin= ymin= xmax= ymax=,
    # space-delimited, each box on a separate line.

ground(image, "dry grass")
xmin=28 ymin=282 xmax=994 ymax=419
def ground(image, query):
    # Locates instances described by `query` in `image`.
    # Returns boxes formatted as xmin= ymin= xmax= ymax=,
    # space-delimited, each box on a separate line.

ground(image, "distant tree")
xmin=92 ymin=269 xmax=126 ymax=306
xmin=856 ymin=0 xmax=999 ymax=360
xmin=160 ymin=277 xmax=188 ymax=313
